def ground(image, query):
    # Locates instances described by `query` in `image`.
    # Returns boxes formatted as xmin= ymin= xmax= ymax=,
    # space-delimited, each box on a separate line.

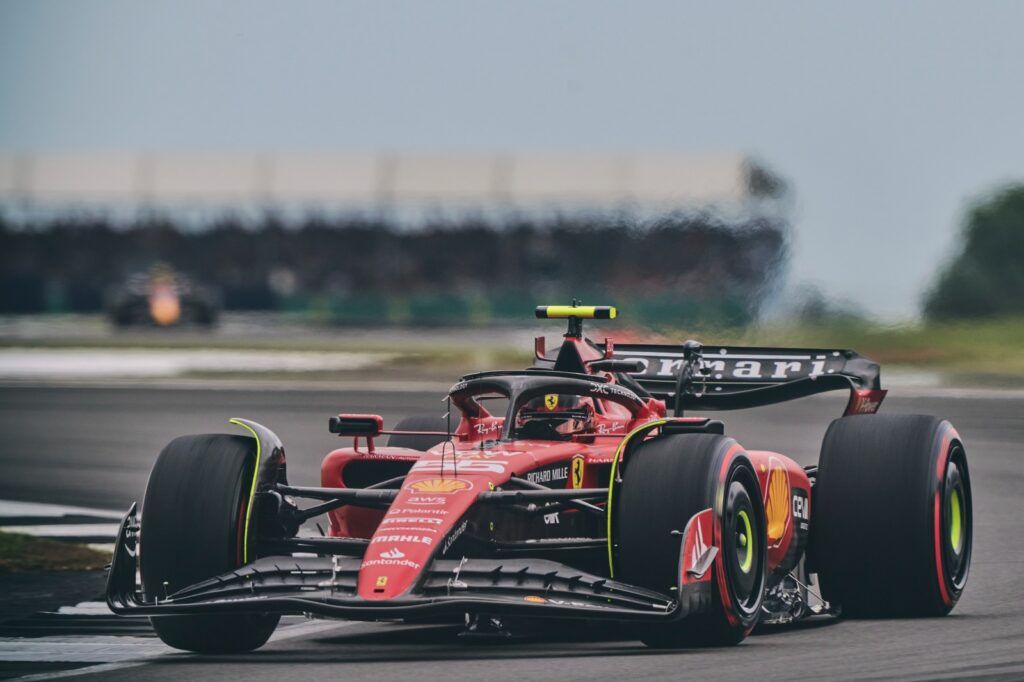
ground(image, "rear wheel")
xmin=386 ymin=414 xmax=451 ymax=451
xmin=615 ymin=434 xmax=766 ymax=647
xmin=812 ymin=414 xmax=971 ymax=617
xmin=141 ymin=434 xmax=279 ymax=653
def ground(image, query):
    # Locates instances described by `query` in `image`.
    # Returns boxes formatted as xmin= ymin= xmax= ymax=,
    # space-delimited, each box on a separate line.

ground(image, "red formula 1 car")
xmin=107 ymin=305 xmax=973 ymax=652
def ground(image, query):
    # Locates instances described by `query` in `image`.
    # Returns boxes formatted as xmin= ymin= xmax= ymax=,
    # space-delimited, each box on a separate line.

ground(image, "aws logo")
xmin=406 ymin=478 xmax=473 ymax=494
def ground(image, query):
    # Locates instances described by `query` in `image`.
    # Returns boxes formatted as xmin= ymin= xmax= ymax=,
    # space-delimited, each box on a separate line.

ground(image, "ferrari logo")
xmin=544 ymin=394 xmax=559 ymax=410
xmin=375 ymin=576 xmax=388 ymax=588
xmin=571 ymin=455 xmax=585 ymax=489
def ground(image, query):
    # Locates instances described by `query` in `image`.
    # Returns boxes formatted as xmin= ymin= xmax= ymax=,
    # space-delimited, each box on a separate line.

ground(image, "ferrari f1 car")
xmin=107 ymin=304 xmax=972 ymax=652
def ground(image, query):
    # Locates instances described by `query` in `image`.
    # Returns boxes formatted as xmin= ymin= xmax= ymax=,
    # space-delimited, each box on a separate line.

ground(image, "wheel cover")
xmin=736 ymin=510 xmax=754 ymax=574
xmin=942 ymin=452 xmax=971 ymax=589
xmin=949 ymin=489 xmax=962 ymax=553
xmin=723 ymin=477 xmax=762 ymax=611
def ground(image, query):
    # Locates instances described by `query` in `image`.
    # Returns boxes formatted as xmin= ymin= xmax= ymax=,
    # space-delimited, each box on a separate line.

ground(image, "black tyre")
xmin=615 ymin=434 xmax=767 ymax=647
xmin=141 ymin=434 xmax=279 ymax=653
xmin=386 ymin=414 xmax=451 ymax=451
xmin=812 ymin=414 xmax=971 ymax=617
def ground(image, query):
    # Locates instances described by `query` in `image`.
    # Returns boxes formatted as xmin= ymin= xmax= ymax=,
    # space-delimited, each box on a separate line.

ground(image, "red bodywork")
xmin=320 ymin=337 xmax=813 ymax=602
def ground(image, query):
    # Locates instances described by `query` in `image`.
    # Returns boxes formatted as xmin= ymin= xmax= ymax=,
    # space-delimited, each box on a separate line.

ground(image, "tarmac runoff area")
xmin=0 ymin=384 xmax=1022 ymax=680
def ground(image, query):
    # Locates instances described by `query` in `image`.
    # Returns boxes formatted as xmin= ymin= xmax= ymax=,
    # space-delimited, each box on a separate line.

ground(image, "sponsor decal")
xmin=792 ymin=494 xmax=809 ymax=520
xmin=380 ymin=547 xmax=404 ymax=559
xmin=526 ymin=465 xmax=568 ymax=485
xmin=406 ymin=496 xmax=447 ymax=506
xmin=764 ymin=457 xmax=792 ymax=548
xmin=524 ymin=595 xmax=547 ymax=604
xmin=571 ymin=455 xmax=585 ymax=489
xmin=441 ymin=519 xmax=468 ymax=556
xmin=382 ymin=516 xmax=444 ymax=526
xmin=374 ymin=575 xmax=388 ymax=590
xmin=392 ymin=507 xmax=448 ymax=515
xmin=543 ymin=512 xmax=560 ymax=525
xmin=413 ymin=460 xmax=505 ymax=474
xmin=473 ymin=421 xmax=503 ymax=435
xmin=363 ymin=557 xmax=421 ymax=570
xmin=376 ymin=526 xmax=440 ymax=534
xmin=853 ymin=399 xmax=880 ymax=414
xmin=792 ymin=490 xmax=810 ymax=531
xmin=596 ymin=422 xmax=625 ymax=435
xmin=406 ymin=478 xmax=473 ymax=493
xmin=621 ymin=353 xmax=836 ymax=381
xmin=544 ymin=394 xmax=559 ymax=410
xmin=589 ymin=383 xmax=634 ymax=399
xmin=372 ymin=534 xmax=433 ymax=545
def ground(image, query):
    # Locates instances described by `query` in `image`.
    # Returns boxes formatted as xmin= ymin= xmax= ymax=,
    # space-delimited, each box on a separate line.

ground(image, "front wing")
xmin=106 ymin=507 xmax=708 ymax=623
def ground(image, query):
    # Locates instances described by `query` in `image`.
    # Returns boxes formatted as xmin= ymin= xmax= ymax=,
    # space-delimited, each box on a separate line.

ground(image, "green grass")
xmin=0 ymin=531 xmax=112 ymax=572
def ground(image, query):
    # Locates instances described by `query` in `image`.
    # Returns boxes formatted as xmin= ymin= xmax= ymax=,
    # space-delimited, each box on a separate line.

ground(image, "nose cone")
xmin=357 ymin=478 xmax=480 ymax=600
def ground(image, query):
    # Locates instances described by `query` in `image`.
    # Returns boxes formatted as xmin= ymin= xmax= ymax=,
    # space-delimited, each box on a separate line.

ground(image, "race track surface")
xmin=1 ymin=385 xmax=1022 ymax=680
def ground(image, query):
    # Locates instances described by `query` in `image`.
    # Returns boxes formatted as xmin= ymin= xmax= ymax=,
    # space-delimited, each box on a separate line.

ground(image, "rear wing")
xmin=607 ymin=343 xmax=886 ymax=416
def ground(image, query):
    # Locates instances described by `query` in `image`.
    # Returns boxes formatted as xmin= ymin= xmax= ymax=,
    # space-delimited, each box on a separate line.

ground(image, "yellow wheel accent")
xmin=229 ymin=419 xmax=262 ymax=564
xmin=606 ymin=420 xmax=666 ymax=577
xmin=949 ymin=489 xmax=963 ymax=554
xmin=737 ymin=510 xmax=754 ymax=574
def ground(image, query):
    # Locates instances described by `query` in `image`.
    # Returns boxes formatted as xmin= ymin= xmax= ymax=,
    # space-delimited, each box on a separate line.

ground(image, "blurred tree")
xmin=924 ymin=185 xmax=1024 ymax=319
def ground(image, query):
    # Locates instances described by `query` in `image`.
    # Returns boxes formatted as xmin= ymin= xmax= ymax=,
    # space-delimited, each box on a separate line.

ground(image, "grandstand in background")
xmin=0 ymin=152 xmax=791 ymax=327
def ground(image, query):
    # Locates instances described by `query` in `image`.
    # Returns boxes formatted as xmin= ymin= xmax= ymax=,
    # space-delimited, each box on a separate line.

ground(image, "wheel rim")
xmin=723 ymin=475 xmax=763 ymax=613
xmin=942 ymin=449 xmax=971 ymax=589
xmin=949 ymin=489 xmax=962 ymax=553
xmin=736 ymin=510 xmax=754 ymax=574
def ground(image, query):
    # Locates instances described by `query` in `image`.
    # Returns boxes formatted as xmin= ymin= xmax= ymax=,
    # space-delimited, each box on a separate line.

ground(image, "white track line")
xmin=0 ymin=524 xmax=121 ymax=538
xmin=0 ymin=500 xmax=125 ymax=543
xmin=0 ymin=500 xmax=123 ymax=521
xmin=8 ymin=618 xmax=355 ymax=681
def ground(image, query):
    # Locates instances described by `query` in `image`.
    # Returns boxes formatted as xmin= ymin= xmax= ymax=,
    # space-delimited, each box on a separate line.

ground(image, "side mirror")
xmin=329 ymin=414 xmax=384 ymax=438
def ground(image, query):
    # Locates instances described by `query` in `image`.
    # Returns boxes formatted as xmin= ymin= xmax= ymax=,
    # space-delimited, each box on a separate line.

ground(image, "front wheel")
xmin=614 ymin=433 xmax=767 ymax=647
xmin=141 ymin=434 xmax=279 ymax=653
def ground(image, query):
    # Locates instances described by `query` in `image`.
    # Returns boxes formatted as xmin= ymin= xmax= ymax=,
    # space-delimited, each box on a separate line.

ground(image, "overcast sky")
xmin=2 ymin=1 xmax=1023 ymax=317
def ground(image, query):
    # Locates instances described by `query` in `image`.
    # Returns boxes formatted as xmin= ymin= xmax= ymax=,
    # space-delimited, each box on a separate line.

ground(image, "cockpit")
xmin=448 ymin=371 xmax=644 ymax=442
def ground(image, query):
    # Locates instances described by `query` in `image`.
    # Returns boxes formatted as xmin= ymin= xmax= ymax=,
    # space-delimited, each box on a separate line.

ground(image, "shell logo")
xmin=407 ymin=478 xmax=472 ymax=493
xmin=764 ymin=458 xmax=791 ymax=548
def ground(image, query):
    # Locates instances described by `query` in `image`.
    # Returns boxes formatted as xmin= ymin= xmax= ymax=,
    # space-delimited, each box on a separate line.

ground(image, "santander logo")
xmin=380 ymin=547 xmax=405 ymax=559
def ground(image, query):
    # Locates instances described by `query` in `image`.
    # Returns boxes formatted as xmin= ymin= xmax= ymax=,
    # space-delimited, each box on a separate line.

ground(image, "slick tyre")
xmin=387 ymin=414 xmax=452 ymax=451
xmin=812 ymin=414 xmax=971 ymax=617
xmin=141 ymin=434 xmax=279 ymax=653
xmin=615 ymin=434 xmax=766 ymax=647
